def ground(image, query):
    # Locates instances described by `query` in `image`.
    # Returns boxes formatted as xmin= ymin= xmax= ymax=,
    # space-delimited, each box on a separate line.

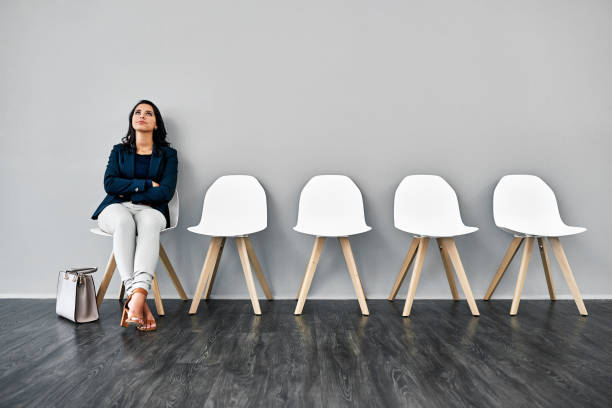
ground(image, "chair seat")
xmin=294 ymin=175 xmax=370 ymax=238
xmin=90 ymin=227 xmax=112 ymax=237
xmin=498 ymin=224 xmax=586 ymax=237
xmin=90 ymin=226 xmax=174 ymax=237
xmin=187 ymin=225 xmax=265 ymax=237
xmin=394 ymin=225 xmax=478 ymax=238
xmin=293 ymin=224 xmax=372 ymax=237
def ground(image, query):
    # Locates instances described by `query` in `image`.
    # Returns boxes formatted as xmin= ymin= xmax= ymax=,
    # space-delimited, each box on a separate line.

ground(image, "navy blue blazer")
xmin=91 ymin=143 xmax=178 ymax=228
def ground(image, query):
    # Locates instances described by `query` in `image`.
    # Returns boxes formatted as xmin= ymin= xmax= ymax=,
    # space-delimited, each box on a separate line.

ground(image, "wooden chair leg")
xmin=388 ymin=238 xmax=420 ymax=300
xmin=355 ymin=268 xmax=367 ymax=301
xmin=204 ymin=237 xmax=226 ymax=300
xmin=236 ymin=237 xmax=262 ymax=315
xmin=244 ymin=236 xmax=273 ymax=300
xmin=159 ymin=243 xmax=188 ymax=300
xmin=436 ymin=238 xmax=459 ymax=300
xmin=510 ymin=237 xmax=534 ymax=315
xmin=537 ymin=237 xmax=556 ymax=300
xmin=484 ymin=237 xmax=524 ymax=300
xmin=347 ymin=241 xmax=367 ymax=302
xmin=338 ymin=237 xmax=369 ymax=316
xmin=402 ymin=237 xmax=429 ymax=317
xmin=296 ymin=271 xmax=306 ymax=300
xmin=151 ymin=273 xmax=164 ymax=316
xmin=440 ymin=238 xmax=480 ymax=316
xmin=118 ymin=283 xmax=125 ymax=301
xmin=189 ymin=237 xmax=224 ymax=315
xmin=96 ymin=252 xmax=117 ymax=309
xmin=295 ymin=237 xmax=325 ymax=315
xmin=548 ymin=237 xmax=588 ymax=316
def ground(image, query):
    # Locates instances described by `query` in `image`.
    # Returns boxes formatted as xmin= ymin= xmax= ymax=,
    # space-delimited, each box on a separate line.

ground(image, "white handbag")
xmin=56 ymin=267 xmax=99 ymax=323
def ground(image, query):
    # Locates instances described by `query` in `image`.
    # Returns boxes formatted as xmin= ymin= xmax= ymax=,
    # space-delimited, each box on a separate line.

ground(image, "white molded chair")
xmin=91 ymin=191 xmax=188 ymax=316
xmin=388 ymin=175 xmax=480 ymax=316
xmin=188 ymin=175 xmax=272 ymax=316
xmin=294 ymin=175 xmax=370 ymax=316
xmin=484 ymin=175 xmax=588 ymax=316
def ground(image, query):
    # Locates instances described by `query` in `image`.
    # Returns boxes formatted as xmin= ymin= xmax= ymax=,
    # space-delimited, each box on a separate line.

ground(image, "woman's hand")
xmin=152 ymin=181 xmax=160 ymax=187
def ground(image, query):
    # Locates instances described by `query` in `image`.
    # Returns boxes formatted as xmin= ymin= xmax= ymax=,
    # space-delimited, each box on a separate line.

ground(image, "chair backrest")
xmin=195 ymin=175 xmax=267 ymax=236
xmin=394 ymin=175 xmax=466 ymax=233
xmin=493 ymin=175 xmax=564 ymax=232
xmin=167 ymin=189 xmax=179 ymax=229
xmin=294 ymin=175 xmax=371 ymax=236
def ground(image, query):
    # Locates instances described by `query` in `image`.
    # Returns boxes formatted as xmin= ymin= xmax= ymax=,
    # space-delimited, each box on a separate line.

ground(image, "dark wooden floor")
xmin=0 ymin=299 xmax=611 ymax=408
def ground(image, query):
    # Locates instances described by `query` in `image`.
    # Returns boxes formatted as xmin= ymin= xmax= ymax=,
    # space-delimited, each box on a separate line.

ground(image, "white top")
xmin=294 ymin=175 xmax=371 ymax=237
xmin=188 ymin=175 xmax=267 ymax=237
xmin=493 ymin=175 xmax=586 ymax=237
xmin=394 ymin=175 xmax=478 ymax=237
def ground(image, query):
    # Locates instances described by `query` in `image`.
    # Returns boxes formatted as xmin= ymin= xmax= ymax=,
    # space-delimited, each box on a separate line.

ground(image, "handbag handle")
xmin=65 ymin=267 xmax=98 ymax=274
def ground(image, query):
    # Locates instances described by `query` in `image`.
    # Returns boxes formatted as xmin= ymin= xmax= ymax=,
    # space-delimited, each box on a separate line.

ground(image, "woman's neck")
xmin=135 ymin=131 xmax=154 ymax=154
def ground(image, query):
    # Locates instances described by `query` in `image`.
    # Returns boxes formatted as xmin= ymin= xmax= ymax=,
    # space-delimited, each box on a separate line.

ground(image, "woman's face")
xmin=132 ymin=103 xmax=157 ymax=133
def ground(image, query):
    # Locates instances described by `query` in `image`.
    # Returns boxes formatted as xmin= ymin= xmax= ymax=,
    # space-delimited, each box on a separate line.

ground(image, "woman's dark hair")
xmin=121 ymin=100 xmax=170 ymax=152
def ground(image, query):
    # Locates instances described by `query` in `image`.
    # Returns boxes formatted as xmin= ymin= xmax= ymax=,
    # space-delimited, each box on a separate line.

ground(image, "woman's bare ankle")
xmin=129 ymin=292 xmax=146 ymax=315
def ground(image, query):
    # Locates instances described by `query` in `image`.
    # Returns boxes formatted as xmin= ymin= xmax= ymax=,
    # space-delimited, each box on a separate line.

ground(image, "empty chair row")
xmin=92 ymin=174 xmax=588 ymax=317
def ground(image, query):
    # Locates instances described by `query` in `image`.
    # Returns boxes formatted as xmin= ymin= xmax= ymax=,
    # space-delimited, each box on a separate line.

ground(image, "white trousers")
xmin=97 ymin=202 xmax=166 ymax=295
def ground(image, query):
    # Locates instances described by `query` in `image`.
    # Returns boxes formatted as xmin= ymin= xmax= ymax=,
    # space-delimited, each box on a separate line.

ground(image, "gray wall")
xmin=1 ymin=0 xmax=611 ymax=300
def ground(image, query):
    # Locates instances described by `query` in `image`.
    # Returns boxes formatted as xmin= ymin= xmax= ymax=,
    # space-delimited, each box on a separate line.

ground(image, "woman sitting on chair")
xmin=91 ymin=100 xmax=177 ymax=331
